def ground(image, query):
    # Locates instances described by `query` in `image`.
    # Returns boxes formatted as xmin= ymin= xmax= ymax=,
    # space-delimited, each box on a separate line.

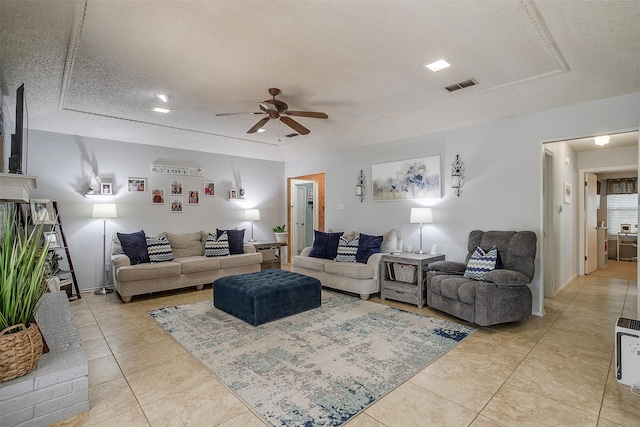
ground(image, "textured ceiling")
xmin=1 ymin=0 xmax=638 ymax=162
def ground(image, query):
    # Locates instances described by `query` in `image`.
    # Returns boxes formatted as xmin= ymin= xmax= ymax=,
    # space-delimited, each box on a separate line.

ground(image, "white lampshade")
xmin=245 ymin=209 xmax=260 ymax=221
xmin=409 ymin=207 xmax=433 ymax=224
xmin=92 ymin=203 xmax=117 ymax=218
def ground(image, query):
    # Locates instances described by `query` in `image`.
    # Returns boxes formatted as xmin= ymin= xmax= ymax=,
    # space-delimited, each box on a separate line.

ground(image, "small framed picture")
xmin=170 ymin=180 xmax=183 ymax=195
xmin=101 ymin=182 xmax=113 ymax=195
xmin=229 ymin=188 xmax=238 ymax=200
xmin=30 ymin=199 xmax=56 ymax=225
xmin=564 ymin=182 xmax=572 ymax=204
xmin=204 ymin=181 xmax=215 ymax=196
xmin=151 ymin=188 xmax=165 ymax=204
xmin=188 ymin=190 xmax=200 ymax=205
xmin=307 ymin=189 xmax=313 ymax=199
xmin=127 ymin=178 xmax=147 ymax=192
xmin=170 ymin=196 xmax=183 ymax=213
xmin=44 ymin=232 xmax=59 ymax=248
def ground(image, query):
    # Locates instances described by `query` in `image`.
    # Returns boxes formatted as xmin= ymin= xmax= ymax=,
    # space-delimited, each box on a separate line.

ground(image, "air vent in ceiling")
xmin=445 ymin=78 xmax=478 ymax=92
xmin=285 ymin=133 xmax=299 ymax=138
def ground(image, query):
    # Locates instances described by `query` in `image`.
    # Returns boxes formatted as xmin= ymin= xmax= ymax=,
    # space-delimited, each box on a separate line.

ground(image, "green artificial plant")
xmin=0 ymin=207 xmax=49 ymax=331
xmin=272 ymin=225 xmax=287 ymax=233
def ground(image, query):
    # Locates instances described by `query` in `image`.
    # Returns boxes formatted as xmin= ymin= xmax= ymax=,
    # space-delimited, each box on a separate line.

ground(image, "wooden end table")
xmin=252 ymin=242 xmax=288 ymax=270
xmin=380 ymin=252 xmax=445 ymax=308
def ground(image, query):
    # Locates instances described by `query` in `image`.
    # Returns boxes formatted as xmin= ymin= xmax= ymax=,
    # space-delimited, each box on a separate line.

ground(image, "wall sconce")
xmin=451 ymin=154 xmax=465 ymax=197
xmin=356 ymin=169 xmax=366 ymax=203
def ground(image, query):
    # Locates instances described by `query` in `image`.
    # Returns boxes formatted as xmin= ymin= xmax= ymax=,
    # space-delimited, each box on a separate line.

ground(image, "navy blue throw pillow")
xmin=355 ymin=233 xmax=383 ymax=263
xmin=117 ymin=230 xmax=150 ymax=265
xmin=216 ymin=229 xmax=245 ymax=254
xmin=309 ymin=230 xmax=343 ymax=260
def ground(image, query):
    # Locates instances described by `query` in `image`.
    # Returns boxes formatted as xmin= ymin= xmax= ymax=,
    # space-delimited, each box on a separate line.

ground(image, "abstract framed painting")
xmin=372 ymin=155 xmax=441 ymax=201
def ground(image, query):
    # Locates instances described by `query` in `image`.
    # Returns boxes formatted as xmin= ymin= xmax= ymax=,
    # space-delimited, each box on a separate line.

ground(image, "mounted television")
xmin=9 ymin=84 xmax=25 ymax=174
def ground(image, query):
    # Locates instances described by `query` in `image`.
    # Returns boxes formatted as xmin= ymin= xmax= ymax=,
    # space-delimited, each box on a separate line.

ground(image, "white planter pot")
xmin=274 ymin=232 xmax=288 ymax=243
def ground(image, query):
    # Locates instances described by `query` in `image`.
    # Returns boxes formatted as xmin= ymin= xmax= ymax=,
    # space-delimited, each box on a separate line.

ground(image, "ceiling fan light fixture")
xmin=594 ymin=135 xmax=610 ymax=146
xmin=424 ymin=58 xmax=452 ymax=72
xmin=152 ymin=107 xmax=170 ymax=114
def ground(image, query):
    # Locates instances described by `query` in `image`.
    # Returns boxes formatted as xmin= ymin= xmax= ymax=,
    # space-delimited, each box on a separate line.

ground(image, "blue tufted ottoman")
xmin=213 ymin=269 xmax=321 ymax=326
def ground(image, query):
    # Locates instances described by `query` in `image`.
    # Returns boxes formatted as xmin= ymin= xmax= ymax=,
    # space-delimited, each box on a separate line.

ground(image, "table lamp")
xmin=245 ymin=209 xmax=260 ymax=242
xmin=409 ymin=207 xmax=433 ymax=254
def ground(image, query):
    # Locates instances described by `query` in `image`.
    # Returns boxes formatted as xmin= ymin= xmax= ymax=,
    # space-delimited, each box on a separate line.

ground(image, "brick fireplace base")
xmin=0 ymin=291 xmax=89 ymax=426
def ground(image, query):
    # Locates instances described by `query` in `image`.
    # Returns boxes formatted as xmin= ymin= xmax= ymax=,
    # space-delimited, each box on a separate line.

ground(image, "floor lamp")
xmin=93 ymin=203 xmax=117 ymax=295
xmin=409 ymin=207 xmax=433 ymax=254
xmin=245 ymin=209 xmax=260 ymax=242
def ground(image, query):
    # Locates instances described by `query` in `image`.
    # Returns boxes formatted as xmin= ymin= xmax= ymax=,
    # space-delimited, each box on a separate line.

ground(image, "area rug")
xmin=148 ymin=291 xmax=474 ymax=426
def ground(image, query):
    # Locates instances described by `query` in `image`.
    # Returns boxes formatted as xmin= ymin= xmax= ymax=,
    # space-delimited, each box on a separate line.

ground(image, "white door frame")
xmin=543 ymin=149 xmax=556 ymax=298
xmin=578 ymin=165 xmax=636 ymax=275
xmin=290 ymin=179 xmax=317 ymax=256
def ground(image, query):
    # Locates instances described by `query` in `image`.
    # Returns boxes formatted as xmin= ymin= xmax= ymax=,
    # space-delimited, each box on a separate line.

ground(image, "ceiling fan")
xmin=216 ymin=88 xmax=328 ymax=135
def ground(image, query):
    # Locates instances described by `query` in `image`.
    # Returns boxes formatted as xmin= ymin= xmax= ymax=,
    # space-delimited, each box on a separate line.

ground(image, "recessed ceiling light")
xmin=152 ymin=107 xmax=170 ymax=114
xmin=424 ymin=58 xmax=452 ymax=72
xmin=256 ymin=128 xmax=266 ymax=133
xmin=155 ymin=93 xmax=171 ymax=102
xmin=594 ymin=135 xmax=610 ymax=146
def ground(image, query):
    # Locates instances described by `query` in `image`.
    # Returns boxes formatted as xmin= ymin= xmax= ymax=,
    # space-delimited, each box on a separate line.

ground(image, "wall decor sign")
xmin=152 ymin=164 xmax=204 ymax=177
xmin=372 ymin=155 xmax=441 ymax=201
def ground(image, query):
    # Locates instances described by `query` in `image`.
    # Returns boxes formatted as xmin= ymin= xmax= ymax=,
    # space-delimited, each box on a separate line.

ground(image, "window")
xmin=607 ymin=194 xmax=638 ymax=234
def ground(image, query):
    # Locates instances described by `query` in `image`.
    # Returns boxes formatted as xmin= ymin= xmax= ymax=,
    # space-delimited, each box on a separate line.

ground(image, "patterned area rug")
xmin=148 ymin=291 xmax=474 ymax=426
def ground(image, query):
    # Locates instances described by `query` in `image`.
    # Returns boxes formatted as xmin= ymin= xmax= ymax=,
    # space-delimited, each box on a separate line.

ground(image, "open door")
xmin=286 ymin=173 xmax=325 ymax=262
xmin=585 ymin=173 xmax=598 ymax=274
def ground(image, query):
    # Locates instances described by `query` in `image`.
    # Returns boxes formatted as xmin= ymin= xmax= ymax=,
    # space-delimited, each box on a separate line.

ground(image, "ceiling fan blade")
xmin=284 ymin=110 xmax=328 ymax=119
xmin=215 ymin=112 xmax=264 ymax=116
xmin=280 ymin=116 xmax=310 ymax=135
xmin=247 ymin=117 xmax=270 ymax=134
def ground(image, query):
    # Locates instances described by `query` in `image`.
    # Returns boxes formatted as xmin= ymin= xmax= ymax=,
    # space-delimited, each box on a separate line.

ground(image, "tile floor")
xmin=52 ymin=268 xmax=639 ymax=427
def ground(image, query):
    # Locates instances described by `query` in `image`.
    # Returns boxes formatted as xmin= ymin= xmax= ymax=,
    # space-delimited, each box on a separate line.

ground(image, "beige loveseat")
xmin=111 ymin=231 xmax=262 ymax=302
xmin=292 ymin=229 xmax=400 ymax=300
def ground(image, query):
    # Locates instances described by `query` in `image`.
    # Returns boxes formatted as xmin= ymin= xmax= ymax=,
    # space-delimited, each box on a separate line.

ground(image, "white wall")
xmin=26 ymin=130 xmax=285 ymax=291
xmin=285 ymin=92 xmax=640 ymax=316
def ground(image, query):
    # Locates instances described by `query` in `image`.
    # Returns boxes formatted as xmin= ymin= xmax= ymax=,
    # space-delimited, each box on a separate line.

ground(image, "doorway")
xmin=542 ymin=131 xmax=639 ymax=308
xmin=286 ymin=172 xmax=326 ymax=261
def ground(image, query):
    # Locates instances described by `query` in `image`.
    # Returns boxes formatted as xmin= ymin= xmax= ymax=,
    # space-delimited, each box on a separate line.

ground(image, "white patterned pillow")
xmin=146 ymin=235 xmax=174 ymax=262
xmin=205 ymin=232 xmax=230 ymax=257
xmin=463 ymin=245 xmax=499 ymax=280
xmin=335 ymin=236 xmax=359 ymax=262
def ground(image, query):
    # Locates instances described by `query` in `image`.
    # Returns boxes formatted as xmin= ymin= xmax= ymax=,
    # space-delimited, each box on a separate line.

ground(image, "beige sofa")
xmin=292 ymin=229 xmax=400 ymax=300
xmin=111 ymin=231 xmax=262 ymax=302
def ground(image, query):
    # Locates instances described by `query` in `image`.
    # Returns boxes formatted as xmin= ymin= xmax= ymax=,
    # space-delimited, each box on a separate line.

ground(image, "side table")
xmin=380 ymin=253 xmax=445 ymax=308
xmin=252 ymin=242 xmax=288 ymax=270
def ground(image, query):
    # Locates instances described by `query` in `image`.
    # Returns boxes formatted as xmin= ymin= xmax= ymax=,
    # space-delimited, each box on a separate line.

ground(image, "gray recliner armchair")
xmin=426 ymin=230 xmax=536 ymax=326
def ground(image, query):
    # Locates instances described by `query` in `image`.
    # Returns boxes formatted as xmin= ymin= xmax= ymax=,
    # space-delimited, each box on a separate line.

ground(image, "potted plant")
xmin=272 ymin=225 xmax=288 ymax=243
xmin=0 ymin=207 xmax=49 ymax=382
